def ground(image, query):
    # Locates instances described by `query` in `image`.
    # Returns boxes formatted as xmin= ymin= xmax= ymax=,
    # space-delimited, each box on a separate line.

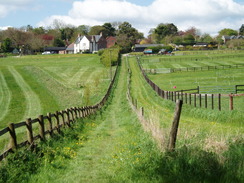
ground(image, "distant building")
xmin=44 ymin=47 xmax=67 ymax=54
xmin=133 ymin=44 xmax=164 ymax=52
xmin=106 ymin=36 xmax=117 ymax=48
xmin=193 ymin=42 xmax=208 ymax=48
xmin=222 ymin=35 xmax=244 ymax=44
xmin=74 ymin=33 xmax=107 ymax=54
xmin=66 ymin=43 xmax=74 ymax=54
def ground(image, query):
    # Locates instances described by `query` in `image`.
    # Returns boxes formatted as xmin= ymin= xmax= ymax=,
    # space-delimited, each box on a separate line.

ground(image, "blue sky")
xmin=0 ymin=0 xmax=244 ymax=36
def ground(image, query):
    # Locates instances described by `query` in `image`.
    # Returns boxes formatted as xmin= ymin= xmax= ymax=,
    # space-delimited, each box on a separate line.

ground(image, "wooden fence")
xmin=0 ymin=61 xmax=119 ymax=161
xmin=143 ymin=63 xmax=244 ymax=74
xmin=126 ymin=57 xmax=183 ymax=151
xmin=137 ymin=58 xmax=243 ymax=111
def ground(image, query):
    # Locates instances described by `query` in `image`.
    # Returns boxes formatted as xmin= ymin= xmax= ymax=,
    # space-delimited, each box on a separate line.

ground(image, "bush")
xmin=100 ymin=47 xmax=120 ymax=67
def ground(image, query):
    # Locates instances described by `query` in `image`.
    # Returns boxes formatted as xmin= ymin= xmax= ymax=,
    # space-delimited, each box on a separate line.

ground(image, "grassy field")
xmin=0 ymin=54 xmax=113 ymax=128
xmin=140 ymin=52 xmax=244 ymax=112
xmin=0 ymin=53 xmax=243 ymax=182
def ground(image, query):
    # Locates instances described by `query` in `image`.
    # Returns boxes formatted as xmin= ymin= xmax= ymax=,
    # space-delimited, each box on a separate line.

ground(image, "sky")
xmin=0 ymin=0 xmax=244 ymax=36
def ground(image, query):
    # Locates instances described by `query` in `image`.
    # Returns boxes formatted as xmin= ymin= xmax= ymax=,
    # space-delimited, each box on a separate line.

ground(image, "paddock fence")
xmin=137 ymin=57 xmax=244 ymax=112
xmin=143 ymin=63 xmax=244 ymax=74
xmin=126 ymin=57 xmax=182 ymax=151
xmin=0 ymin=60 xmax=120 ymax=161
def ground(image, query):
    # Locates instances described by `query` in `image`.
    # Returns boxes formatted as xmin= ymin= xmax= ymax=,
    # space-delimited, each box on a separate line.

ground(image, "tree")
xmin=88 ymin=25 xmax=105 ymax=35
xmin=239 ymin=24 xmax=244 ymax=35
xmin=102 ymin=23 xmax=116 ymax=36
xmin=182 ymin=34 xmax=195 ymax=45
xmin=153 ymin=23 xmax=178 ymax=43
xmin=1 ymin=38 xmax=13 ymax=52
xmin=116 ymin=22 xmax=143 ymax=52
xmin=53 ymin=38 xmax=65 ymax=47
xmin=200 ymin=33 xmax=214 ymax=43
xmin=218 ymin=28 xmax=238 ymax=36
xmin=76 ymin=25 xmax=90 ymax=35
xmin=32 ymin=27 xmax=46 ymax=35
xmin=60 ymin=27 xmax=75 ymax=41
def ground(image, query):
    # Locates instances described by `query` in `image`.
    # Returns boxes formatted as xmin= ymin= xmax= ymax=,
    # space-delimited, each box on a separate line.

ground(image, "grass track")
xmin=8 ymin=66 xmax=42 ymax=119
xmin=0 ymin=71 xmax=11 ymax=122
xmin=29 ymin=56 xmax=163 ymax=183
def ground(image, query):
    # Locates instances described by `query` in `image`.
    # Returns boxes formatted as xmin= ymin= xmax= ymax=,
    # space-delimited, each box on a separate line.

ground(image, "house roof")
xmin=66 ymin=43 xmax=74 ymax=51
xmin=44 ymin=47 xmax=66 ymax=51
xmin=222 ymin=35 xmax=244 ymax=40
xmin=134 ymin=44 xmax=164 ymax=48
xmin=86 ymin=35 xmax=102 ymax=42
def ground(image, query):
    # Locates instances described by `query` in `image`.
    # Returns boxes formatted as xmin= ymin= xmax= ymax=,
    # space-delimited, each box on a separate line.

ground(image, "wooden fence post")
xmin=189 ymin=94 xmax=192 ymax=105
xmin=141 ymin=107 xmax=144 ymax=116
xmin=218 ymin=94 xmax=221 ymax=111
xmin=8 ymin=123 xmax=17 ymax=150
xmin=211 ymin=94 xmax=214 ymax=110
xmin=205 ymin=94 xmax=208 ymax=108
xmin=61 ymin=110 xmax=65 ymax=127
xmin=47 ymin=113 xmax=53 ymax=136
xmin=229 ymin=94 xmax=234 ymax=111
xmin=168 ymin=100 xmax=183 ymax=151
xmin=55 ymin=111 xmax=60 ymax=133
xmin=38 ymin=115 xmax=45 ymax=141
xmin=174 ymin=92 xmax=177 ymax=103
xmin=194 ymin=94 xmax=196 ymax=107
xmin=199 ymin=94 xmax=202 ymax=108
xmin=66 ymin=109 xmax=71 ymax=126
xmin=26 ymin=118 xmax=34 ymax=146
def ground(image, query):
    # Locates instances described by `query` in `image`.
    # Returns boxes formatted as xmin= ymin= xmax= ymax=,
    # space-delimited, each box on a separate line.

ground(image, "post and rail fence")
xmin=0 ymin=60 xmax=120 ymax=161
xmin=137 ymin=57 xmax=244 ymax=112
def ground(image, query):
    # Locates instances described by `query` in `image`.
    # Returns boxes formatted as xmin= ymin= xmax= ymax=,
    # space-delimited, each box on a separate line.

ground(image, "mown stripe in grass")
xmin=0 ymin=68 xmax=26 ymax=127
xmin=0 ymin=71 xmax=11 ymax=122
xmin=8 ymin=66 xmax=42 ymax=119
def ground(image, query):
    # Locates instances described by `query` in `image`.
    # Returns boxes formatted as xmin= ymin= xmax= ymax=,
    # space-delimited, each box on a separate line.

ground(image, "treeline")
xmin=0 ymin=20 xmax=244 ymax=54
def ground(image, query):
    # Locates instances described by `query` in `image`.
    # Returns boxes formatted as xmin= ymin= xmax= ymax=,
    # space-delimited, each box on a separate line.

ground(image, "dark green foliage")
xmin=1 ymin=38 xmax=13 ymax=53
xmin=219 ymin=28 xmax=238 ymax=36
xmin=153 ymin=23 xmax=178 ymax=43
xmin=0 ymin=148 xmax=42 ymax=183
xmin=116 ymin=22 xmax=144 ymax=53
xmin=102 ymin=23 xmax=116 ymax=37
xmin=239 ymin=24 xmax=244 ymax=35
xmin=53 ymin=38 xmax=65 ymax=47
xmin=158 ymin=147 xmax=225 ymax=183
xmin=100 ymin=47 xmax=120 ymax=67
xmin=222 ymin=140 xmax=244 ymax=182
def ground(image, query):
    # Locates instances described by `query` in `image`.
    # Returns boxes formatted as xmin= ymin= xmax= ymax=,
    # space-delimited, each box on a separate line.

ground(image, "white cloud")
xmin=0 ymin=0 xmax=34 ymax=18
xmin=37 ymin=0 xmax=244 ymax=36
xmin=0 ymin=26 xmax=12 ymax=30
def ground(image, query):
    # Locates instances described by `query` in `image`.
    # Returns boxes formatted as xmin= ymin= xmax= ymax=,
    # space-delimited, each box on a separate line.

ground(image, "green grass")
xmin=0 ymin=54 xmax=112 ymax=127
xmin=128 ymin=55 xmax=244 ymax=181
xmin=0 ymin=53 xmax=243 ymax=182
xmin=140 ymin=52 xmax=244 ymax=113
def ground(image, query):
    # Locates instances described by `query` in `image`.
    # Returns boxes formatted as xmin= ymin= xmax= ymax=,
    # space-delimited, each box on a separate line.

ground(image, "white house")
xmin=74 ymin=33 xmax=107 ymax=53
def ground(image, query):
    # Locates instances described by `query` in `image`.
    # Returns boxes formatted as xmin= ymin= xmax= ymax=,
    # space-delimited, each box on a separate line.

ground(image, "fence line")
xmin=143 ymin=63 xmax=244 ymax=74
xmin=0 ymin=60 xmax=120 ymax=161
xmin=126 ymin=56 xmax=183 ymax=151
xmin=137 ymin=57 xmax=243 ymax=112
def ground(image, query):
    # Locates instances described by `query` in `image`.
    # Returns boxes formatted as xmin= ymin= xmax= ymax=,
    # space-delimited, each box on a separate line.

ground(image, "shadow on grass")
xmin=157 ymin=140 xmax=244 ymax=183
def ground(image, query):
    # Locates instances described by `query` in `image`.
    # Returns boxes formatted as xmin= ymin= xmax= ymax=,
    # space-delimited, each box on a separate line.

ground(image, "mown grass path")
xmin=29 ymin=56 xmax=162 ymax=182
xmin=0 ymin=71 xmax=11 ymax=122
xmin=8 ymin=66 xmax=42 ymax=119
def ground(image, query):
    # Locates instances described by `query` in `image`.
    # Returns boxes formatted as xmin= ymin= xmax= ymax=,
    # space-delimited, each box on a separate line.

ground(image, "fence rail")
xmin=0 ymin=60 xmax=120 ymax=161
xmin=137 ymin=57 xmax=244 ymax=112
xmin=143 ymin=63 xmax=244 ymax=74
